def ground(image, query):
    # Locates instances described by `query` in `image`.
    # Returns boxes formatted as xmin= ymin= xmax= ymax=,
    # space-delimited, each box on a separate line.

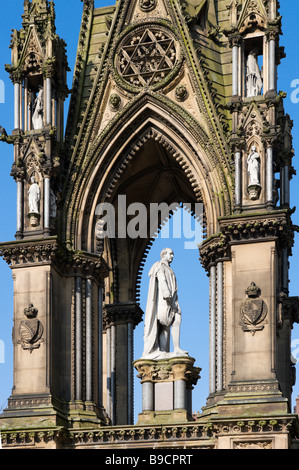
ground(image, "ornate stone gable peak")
xmin=21 ymin=27 xmax=44 ymax=71
xmin=125 ymin=0 xmax=169 ymax=24
xmin=238 ymin=102 xmax=265 ymax=129
xmin=22 ymin=0 xmax=56 ymax=45
xmin=238 ymin=0 xmax=268 ymax=34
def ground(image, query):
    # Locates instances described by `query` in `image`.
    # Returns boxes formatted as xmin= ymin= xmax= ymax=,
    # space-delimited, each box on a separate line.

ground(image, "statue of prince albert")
xmin=142 ymin=248 xmax=188 ymax=360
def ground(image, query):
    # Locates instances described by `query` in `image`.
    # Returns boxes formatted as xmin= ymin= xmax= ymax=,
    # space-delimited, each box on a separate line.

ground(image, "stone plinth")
xmin=134 ymin=356 xmax=201 ymax=425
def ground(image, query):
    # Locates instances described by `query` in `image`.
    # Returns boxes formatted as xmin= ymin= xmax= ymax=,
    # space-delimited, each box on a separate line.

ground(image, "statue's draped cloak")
xmin=142 ymin=260 xmax=180 ymax=358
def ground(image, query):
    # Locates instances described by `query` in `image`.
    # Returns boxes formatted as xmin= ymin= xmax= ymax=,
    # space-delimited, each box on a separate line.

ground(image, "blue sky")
xmin=0 ymin=1 xmax=299 ymax=422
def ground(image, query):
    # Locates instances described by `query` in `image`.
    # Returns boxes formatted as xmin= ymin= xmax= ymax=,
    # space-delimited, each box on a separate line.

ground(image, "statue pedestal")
xmin=134 ymin=356 xmax=201 ymax=425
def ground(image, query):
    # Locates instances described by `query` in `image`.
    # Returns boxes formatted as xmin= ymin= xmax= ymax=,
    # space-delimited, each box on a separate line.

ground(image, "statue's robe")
xmin=142 ymin=260 xmax=180 ymax=359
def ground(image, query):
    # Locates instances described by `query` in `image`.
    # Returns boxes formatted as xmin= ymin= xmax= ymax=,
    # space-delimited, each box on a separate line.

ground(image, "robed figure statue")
xmin=246 ymin=49 xmax=263 ymax=97
xmin=142 ymin=248 xmax=188 ymax=360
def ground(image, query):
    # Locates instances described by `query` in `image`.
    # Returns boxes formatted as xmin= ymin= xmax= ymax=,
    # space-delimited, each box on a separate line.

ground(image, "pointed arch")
xmin=62 ymin=93 xmax=233 ymax=249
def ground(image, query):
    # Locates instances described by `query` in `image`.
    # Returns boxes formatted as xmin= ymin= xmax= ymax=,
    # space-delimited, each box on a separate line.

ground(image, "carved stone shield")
xmin=242 ymin=299 xmax=264 ymax=324
xmin=240 ymin=285 xmax=268 ymax=335
xmin=18 ymin=304 xmax=44 ymax=353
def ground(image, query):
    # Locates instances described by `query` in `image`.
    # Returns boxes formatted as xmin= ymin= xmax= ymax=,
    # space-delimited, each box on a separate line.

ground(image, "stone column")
xmin=142 ymin=382 xmax=154 ymax=412
xmin=266 ymin=144 xmax=274 ymax=206
xmin=75 ymin=276 xmax=83 ymax=402
xmin=234 ymin=150 xmax=242 ymax=208
xmin=232 ymin=44 xmax=239 ymax=96
xmin=106 ymin=326 xmax=111 ymax=418
xmin=209 ymin=264 xmax=216 ymax=395
xmin=231 ymin=36 xmax=242 ymax=97
xmin=16 ymin=178 xmax=23 ymax=238
xmin=24 ymin=78 xmax=28 ymax=132
xmin=216 ymin=261 xmax=224 ymax=392
xmin=44 ymin=176 xmax=51 ymax=232
xmin=46 ymin=77 xmax=52 ymax=126
xmin=85 ymin=278 xmax=93 ymax=403
xmin=104 ymin=303 xmax=143 ymax=425
xmin=127 ymin=321 xmax=134 ymax=425
xmin=14 ymin=81 xmax=21 ymax=130
xmin=268 ymin=35 xmax=276 ymax=92
xmin=174 ymin=379 xmax=186 ymax=410
xmin=98 ymin=285 xmax=103 ymax=408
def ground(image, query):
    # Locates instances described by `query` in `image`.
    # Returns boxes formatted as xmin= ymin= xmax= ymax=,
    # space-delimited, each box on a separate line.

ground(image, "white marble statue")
xmin=32 ymin=88 xmax=44 ymax=130
xmin=28 ymin=176 xmax=41 ymax=214
xmin=247 ymin=145 xmax=260 ymax=186
xmin=246 ymin=49 xmax=263 ymax=97
xmin=142 ymin=248 xmax=188 ymax=360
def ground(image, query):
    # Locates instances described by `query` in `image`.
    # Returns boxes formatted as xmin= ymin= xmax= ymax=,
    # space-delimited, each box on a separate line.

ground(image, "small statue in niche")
xmin=32 ymin=87 xmax=44 ymax=129
xmin=28 ymin=175 xmax=41 ymax=214
xmin=246 ymin=49 xmax=263 ymax=97
xmin=247 ymin=145 xmax=260 ymax=186
xmin=247 ymin=145 xmax=261 ymax=200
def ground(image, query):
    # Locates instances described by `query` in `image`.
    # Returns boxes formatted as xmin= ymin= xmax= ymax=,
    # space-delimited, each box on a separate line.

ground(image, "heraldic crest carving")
xmin=240 ymin=282 xmax=268 ymax=335
xmin=18 ymin=304 xmax=44 ymax=353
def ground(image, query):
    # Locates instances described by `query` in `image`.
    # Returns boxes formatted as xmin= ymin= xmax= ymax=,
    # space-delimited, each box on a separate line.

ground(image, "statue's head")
xmin=30 ymin=175 xmax=36 ymax=184
xmin=251 ymin=145 xmax=256 ymax=152
xmin=160 ymin=248 xmax=174 ymax=264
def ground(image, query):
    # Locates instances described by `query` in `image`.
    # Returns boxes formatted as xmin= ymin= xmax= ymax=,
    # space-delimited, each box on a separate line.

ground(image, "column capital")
xmin=134 ymin=356 xmax=201 ymax=389
xmin=229 ymin=34 xmax=243 ymax=48
xmin=103 ymin=302 xmax=143 ymax=329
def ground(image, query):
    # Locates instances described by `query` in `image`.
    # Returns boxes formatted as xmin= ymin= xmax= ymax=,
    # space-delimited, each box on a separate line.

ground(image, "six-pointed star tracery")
xmin=118 ymin=28 xmax=177 ymax=87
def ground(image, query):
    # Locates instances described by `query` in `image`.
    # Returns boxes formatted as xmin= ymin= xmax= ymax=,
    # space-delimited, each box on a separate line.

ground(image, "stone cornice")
xmin=1 ymin=415 xmax=298 ymax=449
xmin=219 ymin=210 xmax=294 ymax=247
xmin=0 ymin=238 xmax=110 ymax=280
xmin=199 ymin=210 xmax=295 ymax=271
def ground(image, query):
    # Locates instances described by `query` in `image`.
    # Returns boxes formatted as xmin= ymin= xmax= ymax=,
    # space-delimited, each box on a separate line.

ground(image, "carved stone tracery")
xmin=116 ymin=25 xmax=178 ymax=90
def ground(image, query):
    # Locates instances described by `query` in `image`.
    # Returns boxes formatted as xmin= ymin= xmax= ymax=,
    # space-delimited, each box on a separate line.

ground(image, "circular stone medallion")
xmin=115 ymin=25 xmax=180 ymax=91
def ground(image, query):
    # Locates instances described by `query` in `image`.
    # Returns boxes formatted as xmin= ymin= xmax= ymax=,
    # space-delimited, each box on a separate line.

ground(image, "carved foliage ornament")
xmin=240 ymin=282 xmax=268 ymax=335
xmin=18 ymin=304 xmax=44 ymax=353
xmin=115 ymin=26 xmax=179 ymax=91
